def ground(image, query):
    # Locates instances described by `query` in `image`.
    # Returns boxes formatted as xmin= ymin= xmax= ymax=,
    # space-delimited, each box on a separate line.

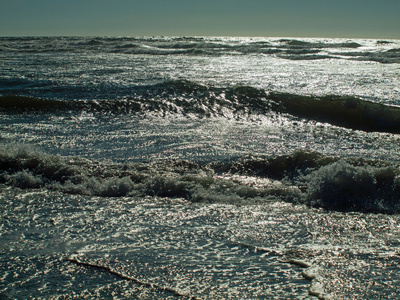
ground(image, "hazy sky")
xmin=1 ymin=0 xmax=399 ymax=38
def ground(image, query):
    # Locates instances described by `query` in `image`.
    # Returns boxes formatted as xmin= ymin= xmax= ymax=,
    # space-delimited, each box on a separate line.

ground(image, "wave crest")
xmin=2 ymin=80 xmax=400 ymax=133
xmin=1 ymin=145 xmax=400 ymax=213
xmin=303 ymin=160 xmax=400 ymax=212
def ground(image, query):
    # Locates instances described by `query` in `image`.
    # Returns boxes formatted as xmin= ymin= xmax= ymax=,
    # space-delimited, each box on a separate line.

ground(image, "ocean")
xmin=1 ymin=36 xmax=400 ymax=299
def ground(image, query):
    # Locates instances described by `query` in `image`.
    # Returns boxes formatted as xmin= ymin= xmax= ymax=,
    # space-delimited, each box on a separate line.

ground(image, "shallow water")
xmin=1 ymin=186 xmax=400 ymax=299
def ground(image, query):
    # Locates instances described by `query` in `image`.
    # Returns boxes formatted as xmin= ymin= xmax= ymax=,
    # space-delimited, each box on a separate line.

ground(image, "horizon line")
xmin=1 ymin=34 xmax=399 ymax=40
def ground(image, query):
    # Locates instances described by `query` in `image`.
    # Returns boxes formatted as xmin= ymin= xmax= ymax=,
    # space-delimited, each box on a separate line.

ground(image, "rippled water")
xmin=2 ymin=187 xmax=400 ymax=299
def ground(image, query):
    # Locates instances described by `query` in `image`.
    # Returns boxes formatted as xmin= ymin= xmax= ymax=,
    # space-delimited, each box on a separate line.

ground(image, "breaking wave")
xmin=2 ymin=80 xmax=400 ymax=133
xmin=1 ymin=144 xmax=400 ymax=213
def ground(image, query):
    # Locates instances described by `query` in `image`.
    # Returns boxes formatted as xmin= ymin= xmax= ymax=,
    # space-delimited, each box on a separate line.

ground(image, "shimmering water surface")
xmin=1 ymin=36 xmax=400 ymax=299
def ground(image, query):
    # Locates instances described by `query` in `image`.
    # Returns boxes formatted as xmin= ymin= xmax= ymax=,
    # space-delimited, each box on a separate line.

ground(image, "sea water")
xmin=1 ymin=36 xmax=400 ymax=299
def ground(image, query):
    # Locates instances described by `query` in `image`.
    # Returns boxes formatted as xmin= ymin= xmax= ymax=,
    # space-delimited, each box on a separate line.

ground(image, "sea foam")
xmin=1 ymin=144 xmax=399 ymax=213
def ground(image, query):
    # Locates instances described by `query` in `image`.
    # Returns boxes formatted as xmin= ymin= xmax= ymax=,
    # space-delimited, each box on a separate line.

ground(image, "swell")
xmin=0 ymin=95 xmax=76 ymax=111
xmin=2 ymin=80 xmax=400 ymax=133
xmin=1 ymin=145 xmax=400 ymax=214
xmin=269 ymin=93 xmax=400 ymax=133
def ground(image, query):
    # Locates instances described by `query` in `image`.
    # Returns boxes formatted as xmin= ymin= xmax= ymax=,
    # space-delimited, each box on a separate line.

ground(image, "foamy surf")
xmin=1 ymin=144 xmax=399 ymax=213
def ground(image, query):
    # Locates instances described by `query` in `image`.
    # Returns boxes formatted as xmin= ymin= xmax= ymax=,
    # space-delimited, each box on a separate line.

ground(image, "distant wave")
xmin=1 ymin=36 xmax=399 ymax=63
xmin=277 ymin=39 xmax=363 ymax=48
xmin=1 ymin=145 xmax=399 ymax=213
xmin=2 ymin=80 xmax=400 ymax=133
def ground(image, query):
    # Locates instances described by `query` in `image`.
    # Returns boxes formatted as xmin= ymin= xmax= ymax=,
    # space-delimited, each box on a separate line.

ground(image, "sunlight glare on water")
xmin=1 ymin=36 xmax=400 ymax=299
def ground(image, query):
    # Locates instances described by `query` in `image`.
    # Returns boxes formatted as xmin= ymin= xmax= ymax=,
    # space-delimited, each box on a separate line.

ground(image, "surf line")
xmin=67 ymin=254 xmax=201 ymax=300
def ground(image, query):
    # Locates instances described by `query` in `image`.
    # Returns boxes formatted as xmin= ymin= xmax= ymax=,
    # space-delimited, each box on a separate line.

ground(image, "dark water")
xmin=1 ymin=36 xmax=400 ymax=299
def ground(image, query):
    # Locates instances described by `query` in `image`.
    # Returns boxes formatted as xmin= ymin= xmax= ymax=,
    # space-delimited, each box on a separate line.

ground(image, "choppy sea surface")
xmin=1 ymin=36 xmax=400 ymax=299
